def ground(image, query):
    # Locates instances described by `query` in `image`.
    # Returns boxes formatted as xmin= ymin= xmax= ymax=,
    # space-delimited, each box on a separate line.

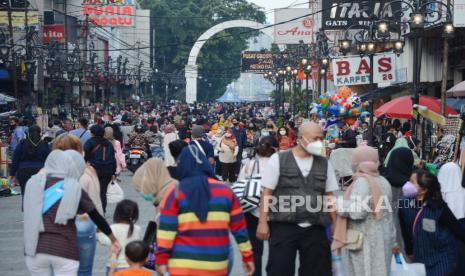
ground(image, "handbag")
xmin=232 ymin=159 xmax=261 ymax=213
xmin=106 ymin=180 xmax=124 ymax=204
xmin=143 ymin=221 xmax=158 ymax=270
xmin=390 ymin=253 xmax=426 ymax=276
xmin=344 ymin=229 xmax=364 ymax=251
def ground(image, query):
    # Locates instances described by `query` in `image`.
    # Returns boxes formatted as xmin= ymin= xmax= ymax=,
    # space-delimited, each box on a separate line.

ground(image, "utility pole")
xmin=7 ymin=0 xmax=19 ymax=110
xmin=440 ymin=0 xmax=451 ymax=116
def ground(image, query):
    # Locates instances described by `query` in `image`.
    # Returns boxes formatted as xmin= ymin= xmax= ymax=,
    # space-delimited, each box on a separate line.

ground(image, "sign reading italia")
xmin=82 ymin=0 xmax=135 ymax=27
xmin=274 ymin=9 xmax=314 ymax=44
xmin=322 ymin=1 xmax=401 ymax=29
xmin=43 ymin=25 xmax=65 ymax=44
xmin=331 ymin=54 xmax=397 ymax=86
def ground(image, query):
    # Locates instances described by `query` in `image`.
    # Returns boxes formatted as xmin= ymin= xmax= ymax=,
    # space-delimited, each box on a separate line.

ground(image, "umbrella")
xmin=447 ymin=80 xmax=465 ymax=97
xmin=375 ymin=95 xmax=458 ymax=119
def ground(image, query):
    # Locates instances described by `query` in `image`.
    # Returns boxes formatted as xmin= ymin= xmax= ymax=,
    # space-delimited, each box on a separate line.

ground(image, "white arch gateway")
xmin=185 ymin=20 xmax=273 ymax=103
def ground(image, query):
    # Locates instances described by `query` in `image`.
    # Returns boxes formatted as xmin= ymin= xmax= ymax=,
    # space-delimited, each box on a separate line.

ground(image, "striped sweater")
xmin=156 ymin=178 xmax=253 ymax=275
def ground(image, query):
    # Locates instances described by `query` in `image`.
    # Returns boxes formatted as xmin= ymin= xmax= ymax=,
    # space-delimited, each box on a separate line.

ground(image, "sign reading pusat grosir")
xmin=82 ymin=0 xmax=135 ymax=27
xmin=331 ymin=53 xmax=397 ymax=86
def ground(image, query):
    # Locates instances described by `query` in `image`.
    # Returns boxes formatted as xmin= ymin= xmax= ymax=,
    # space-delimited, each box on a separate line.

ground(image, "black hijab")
xmin=385 ymin=147 xmax=414 ymax=187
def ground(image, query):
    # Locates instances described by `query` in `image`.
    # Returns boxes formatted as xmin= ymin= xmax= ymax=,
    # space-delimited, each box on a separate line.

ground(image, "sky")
xmin=249 ymin=0 xmax=309 ymax=23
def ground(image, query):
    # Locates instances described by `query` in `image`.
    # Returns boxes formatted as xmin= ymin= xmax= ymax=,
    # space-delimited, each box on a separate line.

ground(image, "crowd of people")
xmin=6 ymin=101 xmax=465 ymax=276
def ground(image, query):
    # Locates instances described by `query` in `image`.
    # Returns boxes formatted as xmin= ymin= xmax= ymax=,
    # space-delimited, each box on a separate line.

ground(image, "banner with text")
xmin=274 ymin=9 xmax=314 ymax=44
xmin=43 ymin=25 xmax=65 ymax=44
xmin=322 ymin=1 xmax=401 ymax=30
xmin=241 ymin=51 xmax=274 ymax=73
xmin=82 ymin=0 xmax=135 ymax=27
xmin=0 ymin=11 xmax=39 ymax=30
xmin=331 ymin=53 xmax=397 ymax=86
xmin=454 ymin=0 xmax=465 ymax=27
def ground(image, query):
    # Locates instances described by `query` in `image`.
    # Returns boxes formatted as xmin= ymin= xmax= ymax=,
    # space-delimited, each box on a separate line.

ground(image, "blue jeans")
xmin=76 ymin=217 xmax=97 ymax=276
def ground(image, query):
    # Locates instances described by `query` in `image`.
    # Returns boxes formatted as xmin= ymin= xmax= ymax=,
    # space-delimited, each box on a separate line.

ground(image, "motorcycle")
xmin=126 ymin=147 xmax=148 ymax=173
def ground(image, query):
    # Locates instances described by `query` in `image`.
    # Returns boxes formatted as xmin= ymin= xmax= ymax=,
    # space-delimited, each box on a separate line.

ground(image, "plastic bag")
xmin=332 ymin=255 xmax=345 ymax=276
xmin=390 ymin=253 xmax=426 ymax=276
xmin=106 ymin=180 xmax=124 ymax=204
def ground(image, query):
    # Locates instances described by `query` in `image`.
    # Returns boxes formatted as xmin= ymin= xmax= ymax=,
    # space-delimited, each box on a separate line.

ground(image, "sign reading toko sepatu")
xmin=322 ymin=1 xmax=401 ymax=30
xmin=241 ymin=51 xmax=274 ymax=73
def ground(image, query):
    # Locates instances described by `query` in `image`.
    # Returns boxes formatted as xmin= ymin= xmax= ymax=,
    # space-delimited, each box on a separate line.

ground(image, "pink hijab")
xmin=331 ymin=145 xmax=383 ymax=252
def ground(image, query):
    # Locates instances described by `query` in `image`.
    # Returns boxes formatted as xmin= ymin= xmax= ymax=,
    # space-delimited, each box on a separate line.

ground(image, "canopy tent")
xmin=216 ymin=84 xmax=246 ymax=103
xmin=446 ymin=98 xmax=465 ymax=111
xmin=446 ymin=80 xmax=465 ymax=97
xmin=375 ymin=95 xmax=458 ymax=119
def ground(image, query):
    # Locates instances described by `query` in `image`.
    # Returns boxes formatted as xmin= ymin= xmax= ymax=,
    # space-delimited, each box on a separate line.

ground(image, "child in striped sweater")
xmin=155 ymin=145 xmax=254 ymax=276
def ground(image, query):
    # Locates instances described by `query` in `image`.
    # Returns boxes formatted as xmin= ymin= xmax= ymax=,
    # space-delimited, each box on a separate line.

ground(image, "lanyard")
xmin=412 ymin=206 xmax=425 ymax=236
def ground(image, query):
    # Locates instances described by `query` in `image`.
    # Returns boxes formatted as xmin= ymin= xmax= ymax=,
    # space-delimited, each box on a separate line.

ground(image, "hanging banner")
xmin=274 ymin=9 xmax=314 ymax=44
xmin=322 ymin=1 xmax=401 ymax=30
xmin=331 ymin=53 xmax=397 ymax=86
xmin=454 ymin=0 xmax=465 ymax=27
xmin=43 ymin=25 xmax=65 ymax=44
xmin=0 ymin=11 xmax=39 ymax=30
xmin=82 ymin=0 xmax=135 ymax=27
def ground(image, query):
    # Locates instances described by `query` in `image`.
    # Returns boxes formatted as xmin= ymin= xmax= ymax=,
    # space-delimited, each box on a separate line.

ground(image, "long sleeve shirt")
xmin=156 ymin=178 xmax=253 ymax=275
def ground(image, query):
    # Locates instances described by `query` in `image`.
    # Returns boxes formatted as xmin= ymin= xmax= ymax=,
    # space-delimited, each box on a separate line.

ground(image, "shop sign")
xmin=322 ymin=1 xmax=401 ymax=30
xmin=331 ymin=53 xmax=397 ymax=86
xmin=82 ymin=0 xmax=135 ymax=27
xmin=274 ymin=9 xmax=314 ymax=44
xmin=241 ymin=51 xmax=274 ymax=73
xmin=454 ymin=0 xmax=465 ymax=27
xmin=0 ymin=11 xmax=39 ymax=30
xmin=43 ymin=25 xmax=65 ymax=44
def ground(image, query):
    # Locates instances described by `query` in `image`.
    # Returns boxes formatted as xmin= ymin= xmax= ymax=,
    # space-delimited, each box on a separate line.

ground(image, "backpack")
xmin=90 ymin=142 xmax=116 ymax=172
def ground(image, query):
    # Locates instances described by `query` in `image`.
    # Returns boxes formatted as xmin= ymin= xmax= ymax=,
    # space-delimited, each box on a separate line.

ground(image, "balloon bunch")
xmin=314 ymin=86 xmax=369 ymax=124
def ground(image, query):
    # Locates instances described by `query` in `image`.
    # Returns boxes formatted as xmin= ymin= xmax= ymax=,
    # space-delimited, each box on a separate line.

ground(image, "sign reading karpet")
xmin=274 ymin=9 xmax=314 ymax=44
xmin=82 ymin=0 xmax=135 ymax=27
xmin=332 ymin=54 xmax=397 ymax=86
xmin=241 ymin=51 xmax=274 ymax=73
xmin=322 ymin=1 xmax=401 ymax=30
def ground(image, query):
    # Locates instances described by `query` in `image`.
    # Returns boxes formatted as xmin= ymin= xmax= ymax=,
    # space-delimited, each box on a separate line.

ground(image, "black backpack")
xmin=90 ymin=142 xmax=116 ymax=172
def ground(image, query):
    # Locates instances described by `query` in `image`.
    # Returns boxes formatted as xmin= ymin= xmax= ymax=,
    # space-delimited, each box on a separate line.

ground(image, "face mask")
xmin=279 ymin=131 xmax=286 ymax=135
xmin=304 ymin=139 xmax=324 ymax=156
xmin=402 ymin=181 xmax=418 ymax=198
xmin=262 ymin=130 xmax=270 ymax=137
xmin=141 ymin=193 xmax=154 ymax=202
xmin=225 ymin=133 xmax=232 ymax=138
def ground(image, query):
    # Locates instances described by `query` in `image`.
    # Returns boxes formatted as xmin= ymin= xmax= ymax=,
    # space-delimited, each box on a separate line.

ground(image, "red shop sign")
xmin=43 ymin=24 xmax=65 ymax=44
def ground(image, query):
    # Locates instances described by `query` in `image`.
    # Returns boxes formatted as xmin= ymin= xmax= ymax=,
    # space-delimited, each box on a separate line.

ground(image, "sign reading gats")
xmin=331 ymin=54 xmax=397 ymax=86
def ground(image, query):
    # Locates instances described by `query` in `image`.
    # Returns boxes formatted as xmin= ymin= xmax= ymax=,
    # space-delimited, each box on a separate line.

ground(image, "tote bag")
xmin=390 ymin=253 xmax=426 ymax=276
xmin=232 ymin=159 xmax=261 ymax=213
xmin=106 ymin=180 xmax=124 ymax=204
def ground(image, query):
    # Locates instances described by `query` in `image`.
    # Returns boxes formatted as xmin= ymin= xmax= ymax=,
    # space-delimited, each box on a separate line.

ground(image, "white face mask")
xmin=279 ymin=131 xmax=286 ymax=136
xmin=303 ymin=138 xmax=324 ymax=156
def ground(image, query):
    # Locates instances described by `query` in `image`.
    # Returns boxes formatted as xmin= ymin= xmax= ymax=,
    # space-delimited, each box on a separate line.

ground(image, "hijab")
xmin=438 ymin=162 xmax=465 ymax=219
xmin=332 ymin=146 xmax=383 ymax=252
xmin=133 ymin=158 xmax=175 ymax=206
xmin=176 ymin=145 xmax=216 ymax=222
xmin=385 ymin=147 xmax=414 ymax=188
xmin=383 ymin=137 xmax=419 ymax=167
xmin=23 ymin=150 xmax=86 ymax=256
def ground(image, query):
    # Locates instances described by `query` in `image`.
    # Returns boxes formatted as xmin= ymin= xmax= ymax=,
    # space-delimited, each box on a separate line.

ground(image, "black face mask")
xmin=9 ymin=124 xmax=16 ymax=131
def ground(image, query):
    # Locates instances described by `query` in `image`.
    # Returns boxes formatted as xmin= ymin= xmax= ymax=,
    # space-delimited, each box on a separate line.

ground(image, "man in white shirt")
xmin=257 ymin=122 xmax=337 ymax=276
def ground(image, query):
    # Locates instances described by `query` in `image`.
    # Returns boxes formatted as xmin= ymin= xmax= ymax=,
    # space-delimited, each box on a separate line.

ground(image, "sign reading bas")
xmin=241 ymin=51 xmax=274 ymax=73
xmin=322 ymin=1 xmax=401 ymax=29
xmin=331 ymin=54 xmax=397 ymax=86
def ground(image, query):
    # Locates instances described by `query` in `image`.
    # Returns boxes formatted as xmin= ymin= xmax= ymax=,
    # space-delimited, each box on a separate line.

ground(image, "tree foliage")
xmin=141 ymin=0 xmax=266 ymax=101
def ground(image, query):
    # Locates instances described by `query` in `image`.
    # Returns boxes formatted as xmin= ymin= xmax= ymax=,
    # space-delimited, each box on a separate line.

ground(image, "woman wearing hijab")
xmin=52 ymin=134 xmax=103 ymax=276
xmin=384 ymin=147 xmax=414 ymax=251
xmin=133 ymin=158 xmax=177 ymax=211
xmin=332 ymin=146 xmax=396 ymax=276
xmin=11 ymin=125 xmax=51 ymax=205
xmin=156 ymin=145 xmax=255 ymax=276
xmin=23 ymin=150 xmax=120 ymax=276
xmin=216 ymin=129 xmax=239 ymax=182
xmin=438 ymin=162 xmax=465 ymax=275
xmin=163 ymin=124 xmax=178 ymax=167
